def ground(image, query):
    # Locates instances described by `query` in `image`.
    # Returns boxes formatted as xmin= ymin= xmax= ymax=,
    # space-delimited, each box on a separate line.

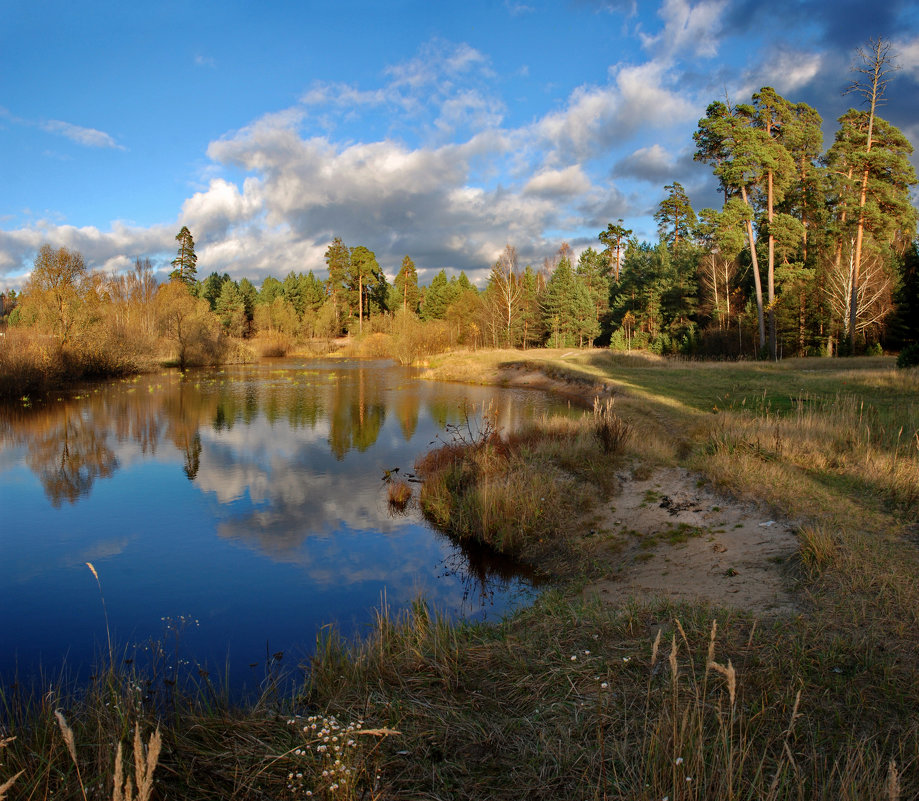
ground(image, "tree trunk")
xmin=767 ymin=169 xmax=776 ymax=359
xmin=849 ymin=40 xmax=883 ymax=351
xmin=710 ymin=254 xmax=720 ymax=329
xmin=798 ymin=289 xmax=806 ymax=354
xmin=740 ymin=184 xmax=766 ymax=351
xmin=724 ymin=260 xmax=731 ymax=322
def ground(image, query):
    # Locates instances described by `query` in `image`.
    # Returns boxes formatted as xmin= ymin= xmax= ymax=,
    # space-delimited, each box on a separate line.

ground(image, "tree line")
xmin=2 ymin=40 xmax=917 ymax=367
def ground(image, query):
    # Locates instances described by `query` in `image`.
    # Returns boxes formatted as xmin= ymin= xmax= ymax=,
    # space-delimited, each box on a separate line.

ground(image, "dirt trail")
xmin=584 ymin=466 xmax=800 ymax=616
xmin=486 ymin=361 xmax=799 ymax=615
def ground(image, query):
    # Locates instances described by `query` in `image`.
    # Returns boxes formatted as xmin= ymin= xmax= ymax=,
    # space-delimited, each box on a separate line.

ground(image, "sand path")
xmin=584 ymin=466 xmax=799 ymax=616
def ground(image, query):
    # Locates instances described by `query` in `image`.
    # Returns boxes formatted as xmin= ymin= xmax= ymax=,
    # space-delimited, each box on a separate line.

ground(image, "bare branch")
xmin=843 ymin=37 xmax=898 ymax=109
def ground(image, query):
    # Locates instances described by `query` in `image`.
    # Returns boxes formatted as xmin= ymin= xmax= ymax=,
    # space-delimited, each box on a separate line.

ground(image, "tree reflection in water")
xmin=1 ymin=361 xmax=569 ymax=689
xmin=25 ymin=408 xmax=119 ymax=506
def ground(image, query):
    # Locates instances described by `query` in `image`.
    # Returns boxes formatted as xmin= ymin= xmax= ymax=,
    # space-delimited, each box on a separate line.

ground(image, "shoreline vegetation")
xmin=2 ymin=349 xmax=918 ymax=799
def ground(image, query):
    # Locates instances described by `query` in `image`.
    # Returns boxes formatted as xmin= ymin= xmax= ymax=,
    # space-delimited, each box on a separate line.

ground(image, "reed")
xmin=386 ymin=479 xmax=413 ymax=510
xmin=592 ymin=395 xmax=633 ymax=454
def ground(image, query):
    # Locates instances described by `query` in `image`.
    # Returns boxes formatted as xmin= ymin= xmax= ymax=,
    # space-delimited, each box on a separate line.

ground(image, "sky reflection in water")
xmin=0 ymin=360 xmax=571 ymax=692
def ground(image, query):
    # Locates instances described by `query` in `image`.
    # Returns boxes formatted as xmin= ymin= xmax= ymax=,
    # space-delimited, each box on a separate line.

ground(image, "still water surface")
xmin=0 ymin=360 xmax=571 ymax=691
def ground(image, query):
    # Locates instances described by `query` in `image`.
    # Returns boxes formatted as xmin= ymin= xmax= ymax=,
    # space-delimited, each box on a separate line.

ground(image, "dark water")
xmin=0 ymin=360 xmax=571 ymax=692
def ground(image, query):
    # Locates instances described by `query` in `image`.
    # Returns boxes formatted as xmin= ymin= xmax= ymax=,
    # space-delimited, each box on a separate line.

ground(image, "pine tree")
xmin=259 ymin=276 xmax=284 ymax=305
xmin=282 ymin=272 xmax=306 ymax=317
xmin=695 ymin=97 xmax=792 ymax=356
xmin=541 ymin=257 xmax=596 ymax=348
xmin=598 ymin=220 xmax=632 ymax=282
xmin=170 ymin=226 xmax=198 ymax=285
xmin=654 ymin=182 xmax=697 ymax=251
xmin=324 ymin=237 xmax=350 ymax=332
xmin=201 ymin=272 xmax=229 ymax=310
xmin=349 ymin=246 xmax=383 ymax=332
xmin=518 ymin=265 xmax=545 ymax=348
xmin=420 ymin=270 xmax=451 ymax=320
xmin=576 ymin=247 xmax=610 ymax=328
xmin=823 ymin=110 xmax=916 ymax=343
xmin=300 ymin=272 xmax=327 ymax=314
xmin=748 ymin=87 xmax=797 ymax=357
xmin=238 ymin=278 xmax=258 ymax=327
xmin=216 ymin=281 xmax=246 ymax=337
xmin=392 ymin=255 xmax=422 ymax=313
xmin=841 ymin=38 xmax=917 ymax=349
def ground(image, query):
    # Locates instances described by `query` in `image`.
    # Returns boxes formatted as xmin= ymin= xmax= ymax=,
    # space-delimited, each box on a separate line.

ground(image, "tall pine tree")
xmin=170 ymin=226 xmax=198 ymax=285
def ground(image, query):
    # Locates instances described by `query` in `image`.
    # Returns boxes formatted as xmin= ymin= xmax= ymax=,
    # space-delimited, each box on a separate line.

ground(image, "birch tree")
xmin=488 ymin=244 xmax=522 ymax=347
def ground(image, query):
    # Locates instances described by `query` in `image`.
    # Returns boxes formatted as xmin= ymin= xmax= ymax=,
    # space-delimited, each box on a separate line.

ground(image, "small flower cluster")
xmin=284 ymin=714 xmax=369 ymax=798
xmin=160 ymin=614 xmax=200 ymax=632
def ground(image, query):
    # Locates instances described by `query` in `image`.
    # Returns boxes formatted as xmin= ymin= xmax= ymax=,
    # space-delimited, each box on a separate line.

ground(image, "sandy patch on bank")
xmin=584 ymin=466 xmax=799 ymax=616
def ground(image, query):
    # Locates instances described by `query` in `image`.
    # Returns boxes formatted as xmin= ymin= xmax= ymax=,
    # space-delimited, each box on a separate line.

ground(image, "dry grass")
xmin=255 ymin=334 xmax=292 ymax=358
xmin=0 ymin=736 xmax=23 ymax=800
xmin=386 ymin=479 xmax=413 ymax=511
xmin=305 ymin=595 xmax=918 ymax=800
xmin=111 ymin=725 xmax=162 ymax=801
xmin=592 ymin=396 xmax=633 ymax=454
xmin=703 ymin=391 xmax=919 ymax=515
xmin=413 ymin=406 xmax=624 ymax=562
xmin=4 ymin=594 xmax=916 ymax=800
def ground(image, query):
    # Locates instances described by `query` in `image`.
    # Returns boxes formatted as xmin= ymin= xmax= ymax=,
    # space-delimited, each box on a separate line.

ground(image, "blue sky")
xmin=2 ymin=0 xmax=918 ymax=291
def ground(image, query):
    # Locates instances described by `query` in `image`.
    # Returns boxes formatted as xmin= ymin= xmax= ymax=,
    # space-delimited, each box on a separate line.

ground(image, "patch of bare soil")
xmin=584 ymin=466 xmax=799 ymax=616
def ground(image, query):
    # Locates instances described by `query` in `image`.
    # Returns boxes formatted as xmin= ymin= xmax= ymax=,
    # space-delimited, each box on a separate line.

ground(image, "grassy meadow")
xmin=2 ymin=350 xmax=919 ymax=799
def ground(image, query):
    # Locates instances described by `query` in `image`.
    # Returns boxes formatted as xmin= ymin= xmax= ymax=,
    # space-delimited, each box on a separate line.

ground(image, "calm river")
xmin=0 ymin=359 xmax=571 ymax=692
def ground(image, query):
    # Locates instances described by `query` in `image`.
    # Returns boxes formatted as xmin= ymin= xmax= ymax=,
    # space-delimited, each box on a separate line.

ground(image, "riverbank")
xmin=2 ymin=349 xmax=918 ymax=799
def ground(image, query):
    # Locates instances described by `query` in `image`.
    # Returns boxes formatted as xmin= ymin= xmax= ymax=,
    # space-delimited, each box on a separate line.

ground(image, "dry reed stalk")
xmin=700 ymin=620 xmax=718 ymax=726
xmin=113 ymin=725 xmax=162 ymax=801
xmin=669 ymin=633 xmax=679 ymax=794
xmin=650 ymin=628 xmax=662 ymax=668
xmin=668 ymin=633 xmax=678 ymax=685
xmin=0 ymin=736 xmax=23 ymax=801
xmin=706 ymin=620 xmax=718 ymax=667
xmin=86 ymin=561 xmax=113 ymax=665
xmin=766 ymin=689 xmax=802 ymax=800
xmin=887 ymin=759 xmax=901 ymax=801
xmin=746 ymin=619 xmax=757 ymax=648
xmin=55 ymin=710 xmax=88 ymax=801
xmin=592 ymin=396 xmax=632 ymax=455
xmin=0 ymin=772 xmax=23 ymax=801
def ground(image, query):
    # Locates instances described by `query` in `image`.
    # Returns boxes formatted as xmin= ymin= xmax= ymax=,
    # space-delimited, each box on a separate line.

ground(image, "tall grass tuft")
xmin=592 ymin=395 xmax=632 ymax=454
xmin=112 ymin=725 xmax=162 ymax=801
xmin=798 ymin=525 xmax=839 ymax=578
xmin=386 ymin=479 xmax=412 ymax=511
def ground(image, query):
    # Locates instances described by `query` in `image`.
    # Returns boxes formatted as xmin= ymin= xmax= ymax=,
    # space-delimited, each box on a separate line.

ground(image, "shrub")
xmin=896 ymin=343 xmax=919 ymax=369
